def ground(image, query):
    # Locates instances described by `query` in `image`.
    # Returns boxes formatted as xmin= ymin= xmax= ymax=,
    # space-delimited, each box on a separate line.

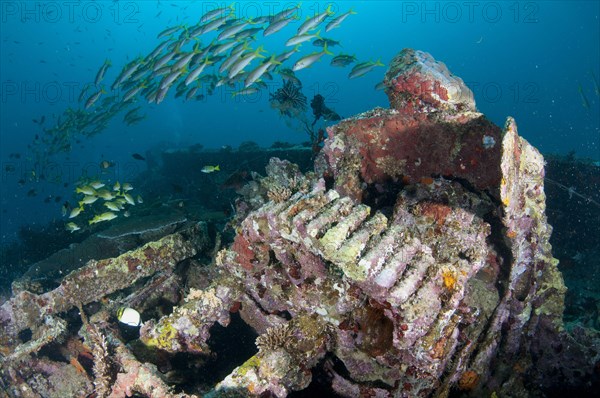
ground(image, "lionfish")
xmin=269 ymin=80 xmax=307 ymax=118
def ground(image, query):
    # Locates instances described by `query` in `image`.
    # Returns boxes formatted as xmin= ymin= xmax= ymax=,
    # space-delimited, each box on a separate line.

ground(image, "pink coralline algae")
xmin=318 ymin=49 xmax=502 ymax=202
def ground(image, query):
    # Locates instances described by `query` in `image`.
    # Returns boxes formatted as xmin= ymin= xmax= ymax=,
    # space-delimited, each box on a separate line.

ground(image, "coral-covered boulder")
xmin=318 ymin=48 xmax=502 ymax=202
xmin=384 ymin=48 xmax=476 ymax=114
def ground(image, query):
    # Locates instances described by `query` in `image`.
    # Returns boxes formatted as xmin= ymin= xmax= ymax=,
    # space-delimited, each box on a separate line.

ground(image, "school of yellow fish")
xmin=64 ymin=178 xmax=141 ymax=232
xmin=28 ymin=3 xmax=390 ymax=232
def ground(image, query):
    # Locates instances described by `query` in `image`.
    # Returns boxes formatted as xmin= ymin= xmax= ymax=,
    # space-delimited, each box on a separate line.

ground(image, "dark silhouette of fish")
xmin=132 ymin=153 xmax=146 ymax=161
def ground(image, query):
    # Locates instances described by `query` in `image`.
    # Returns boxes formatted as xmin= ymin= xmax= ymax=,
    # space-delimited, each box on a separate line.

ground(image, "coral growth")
xmin=267 ymin=185 xmax=292 ymax=203
xmin=213 ymin=49 xmax=570 ymax=397
xmin=140 ymin=286 xmax=233 ymax=354
xmin=79 ymin=305 xmax=112 ymax=398
xmin=0 ymin=223 xmax=207 ymax=348
xmin=318 ymin=49 xmax=502 ymax=202
xmin=0 ymin=48 xmax=590 ymax=398
xmin=256 ymin=324 xmax=294 ymax=353
xmin=219 ymin=176 xmax=497 ymax=395
xmin=0 ymin=223 xmax=209 ymax=397
xmin=384 ymin=49 xmax=476 ymax=114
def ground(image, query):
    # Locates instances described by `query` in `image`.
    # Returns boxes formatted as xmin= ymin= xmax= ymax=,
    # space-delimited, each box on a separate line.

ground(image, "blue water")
xmin=0 ymin=0 xmax=599 ymax=242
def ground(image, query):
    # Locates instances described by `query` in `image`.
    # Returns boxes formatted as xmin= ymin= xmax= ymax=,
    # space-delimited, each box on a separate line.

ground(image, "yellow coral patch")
xmin=143 ymin=320 xmax=177 ymax=349
xmin=238 ymin=355 xmax=261 ymax=376
xmin=442 ymin=269 xmax=458 ymax=290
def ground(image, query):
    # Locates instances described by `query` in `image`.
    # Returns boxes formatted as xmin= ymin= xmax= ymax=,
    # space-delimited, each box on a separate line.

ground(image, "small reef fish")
xmin=293 ymin=45 xmax=334 ymax=71
xmin=199 ymin=4 xmax=234 ymax=24
xmin=112 ymin=58 xmax=142 ymax=90
xmin=89 ymin=212 xmax=117 ymax=225
xmin=264 ymin=16 xmax=295 ymax=37
xmin=172 ymin=50 xmax=199 ymax=72
xmin=113 ymin=181 xmax=120 ymax=191
xmin=79 ymin=195 xmax=99 ymax=205
xmin=153 ymin=51 xmax=177 ymax=72
xmin=232 ymin=87 xmax=260 ymax=97
xmin=331 ymin=54 xmax=356 ymax=67
xmin=218 ymin=20 xmax=252 ymax=41
xmin=275 ymin=45 xmax=301 ymax=64
xmin=117 ymin=307 xmax=142 ymax=327
xmin=132 ymin=153 xmax=146 ymax=161
xmin=325 ymin=9 xmax=357 ymax=32
xmin=147 ymin=39 xmax=171 ymax=60
xmin=65 ymin=222 xmax=80 ymax=233
xmin=279 ymin=68 xmax=301 ymax=85
xmin=228 ymin=46 xmax=267 ymax=79
xmin=136 ymin=195 xmax=143 ymax=204
xmin=76 ymin=185 xmax=96 ymax=195
xmin=286 ymin=31 xmax=321 ymax=47
xmin=157 ymin=25 xmax=182 ymax=39
xmin=297 ymin=4 xmax=334 ymax=36
xmin=349 ymin=59 xmax=385 ymax=79
xmin=245 ymin=55 xmax=281 ymax=88
xmin=220 ymin=48 xmax=246 ymax=74
xmin=85 ymin=88 xmax=106 ymax=109
xmin=201 ymin=165 xmax=220 ymax=173
xmin=234 ymin=27 xmax=263 ymax=42
xmin=123 ymin=193 xmax=136 ymax=206
xmin=122 ymin=183 xmax=133 ymax=191
xmin=196 ymin=15 xmax=230 ymax=36
xmin=97 ymin=189 xmax=115 ymax=201
xmin=313 ymin=38 xmax=341 ymax=48
xmin=160 ymin=69 xmax=184 ymax=90
xmin=212 ymin=40 xmax=238 ymax=56
xmin=31 ymin=116 xmax=45 ymax=125
xmin=123 ymin=108 xmax=146 ymax=125
xmin=100 ymin=160 xmax=114 ymax=169
xmin=69 ymin=206 xmax=83 ymax=218
xmin=105 ymin=202 xmax=121 ymax=211
xmin=95 ymin=60 xmax=111 ymax=86
xmin=186 ymin=86 xmax=200 ymax=100
xmin=122 ymin=85 xmax=145 ymax=102
xmin=185 ymin=56 xmax=212 ymax=86
xmin=89 ymin=181 xmax=105 ymax=189
xmin=271 ymin=4 xmax=300 ymax=23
